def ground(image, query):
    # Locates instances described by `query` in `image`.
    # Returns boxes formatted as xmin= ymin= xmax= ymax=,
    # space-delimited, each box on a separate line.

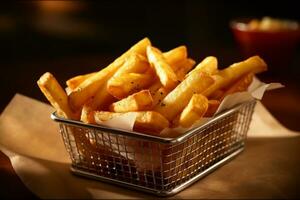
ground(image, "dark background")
xmin=1 ymin=0 xmax=299 ymax=111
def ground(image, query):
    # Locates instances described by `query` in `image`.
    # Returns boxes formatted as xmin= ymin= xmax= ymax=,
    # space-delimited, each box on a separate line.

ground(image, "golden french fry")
xmin=148 ymin=79 xmax=162 ymax=95
xmin=111 ymin=53 xmax=149 ymax=77
xmin=219 ymin=55 xmax=267 ymax=83
xmin=202 ymin=75 xmax=225 ymax=97
xmin=202 ymin=56 xmax=266 ymax=97
xmin=149 ymin=57 xmax=195 ymax=107
xmin=88 ymin=81 xmax=117 ymax=110
xmin=155 ymin=72 xmax=214 ymax=121
xmin=187 ymin=56 xmax=218 ymax=76
xmin=148 ymin=58 xmax=195 ymax=96
xmin=107 ymin=73 xmax=154 ymax=99
xmin=37 ymin=72 xmax=77 ymax=119
xmin=93 ymin=111 xmax=120 ymax=121
xmin=94 ymin=111 xmax=169 ymax=135
xmin=151 ymin=87 xmax=170 ymax=107
xmin=163 ymin=45 xmax=187 ymax=69
xmin=133 ymin=111 xmax=169 ymax=134
xmin=219 ymin=73 xmax=254 ymax=100
xmin=147 ymin=49 xmax=192 ymax=95
xmin=204 ymin=100 xmax=220 ymax=117
xmin=109 ymin=90 xmax=153 ymax=112
xmin=69 ymin=37 xmax=151 ymax=110
xmin=179 ymin=94 xmax=208 ymax=127
xmin=66 ymin=72 xmax=96 ymax=90
xmin=175 ymin=58 xmax=196 ymax=81
xmin=147 ymin=46 xmax=178 ymax=89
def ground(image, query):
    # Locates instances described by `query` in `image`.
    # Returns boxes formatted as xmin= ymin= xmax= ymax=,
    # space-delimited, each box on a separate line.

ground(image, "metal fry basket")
xmin=51 ymin=100 xmax=256 ymax=196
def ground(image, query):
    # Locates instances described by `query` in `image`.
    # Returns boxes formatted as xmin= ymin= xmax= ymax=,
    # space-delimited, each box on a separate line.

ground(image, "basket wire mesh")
xmin=52 ymin=100 xmax=256 ymax=196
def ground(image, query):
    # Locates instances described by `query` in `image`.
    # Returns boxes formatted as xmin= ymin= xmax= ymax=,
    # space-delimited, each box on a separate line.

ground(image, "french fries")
xmin=202 ymin=56 xmax=266 ymax=97
xmin=107 ymin=73 xmax=153 ymax=99
xmin=110 ymin=53 xmax=149 ymax=77
xmin=83 ymin=82 xmax=116 ymax=111
xmin=147 ymin=46 xmax=178 ymax=89
xmin=154 ymin=72 xmax=214 ymax=121
xmin=109 ymin=90 xmax=153 ymax=112
xmin=219 ymin=56 xmax=267 ymax=80
xmin=187 ymin=56 xmax=218 ymax=76
xmin=37 ymin=72 xmax=77 ymax=119
xmin=146 ymin=46 xmax=194 ymax=96
xmin=175 ymin=58 xmax=196 ymax=81
xmin=66 ymin=72 xmax=96 ymax=91
xmin=68 ymin=37 xmax=151 ymax=110
xmin=163 ymin=45 xmax=187 ymax=69
xmin=151 ymin=87 xmax=170 ymax=107
xmin=38 ymin=37 xmax=268 ymax=136
xmin=219 ymin=73 xmax=254 ymax=100
xmin=202 ymin=75 xmax=225 ymax=97
xmin=133 ymin=111 xmax=169 ymax=134
xmin=179 ymin=94 xmax=208 ymax=128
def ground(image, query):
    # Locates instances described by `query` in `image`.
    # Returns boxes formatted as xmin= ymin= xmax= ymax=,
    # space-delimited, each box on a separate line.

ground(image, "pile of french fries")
xmin=37 ymin=38 xmax=267 ymax=136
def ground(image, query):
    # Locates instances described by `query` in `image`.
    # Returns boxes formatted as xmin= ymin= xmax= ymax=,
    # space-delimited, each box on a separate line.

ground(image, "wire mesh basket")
xmin=51 ymin=100 xmax=256 ymax=196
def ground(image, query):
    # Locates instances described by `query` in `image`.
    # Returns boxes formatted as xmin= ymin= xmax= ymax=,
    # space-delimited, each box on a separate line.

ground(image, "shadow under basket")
xmin=51 ymin=100 xmax=256 ymax=196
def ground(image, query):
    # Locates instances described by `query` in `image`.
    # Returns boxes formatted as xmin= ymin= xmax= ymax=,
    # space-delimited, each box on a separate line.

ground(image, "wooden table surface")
xmin=0 ymin=55 xmax=299 ymax=199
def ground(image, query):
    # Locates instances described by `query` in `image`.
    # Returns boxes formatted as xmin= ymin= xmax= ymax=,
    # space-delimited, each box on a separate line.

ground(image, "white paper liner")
xmin=96 ymin=76 xmax=284 ymax=136
xmin=95 ymin=112 xmax=137 ymax=130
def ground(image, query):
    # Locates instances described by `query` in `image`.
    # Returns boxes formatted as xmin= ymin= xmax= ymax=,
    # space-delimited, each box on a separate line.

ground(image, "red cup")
xmin=230 ymin=18 xmax=300 ymax=71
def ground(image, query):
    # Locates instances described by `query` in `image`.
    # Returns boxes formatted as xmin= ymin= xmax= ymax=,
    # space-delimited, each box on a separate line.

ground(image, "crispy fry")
xmin=93 ymin=111 xmax=122 ymax=121
xmin=147 ymin=46 xmax=178 ymax=89
xmin=94 ymin=111 xmax=169 ymax=135
xmin=109 ymin=90 xmax=153 ymax=112
xmin=148 ymin=58 xmax=195 ymax=96
xmin=111 ymin=53 xmax=149 ymax=77
xmin=66 ymin=72 xmax=96 ymax=90
xmin=163 ymin=45 xmax=187 ymax=69
xmin=86 ymin=81 xmax=116 ymax=110
xmin=219 ymin=73 xmax=254 ymax=100
xmin=202 ymin=75 xmax=225 ymax=97
xmin=69 ymin=37 xmax=151 ymax=110
xmin=202 ymin=56 xmax=266 ymax=97
xmin=37 ymin=72 xmax=77 ymax=119
xmin=151 ymin=87 xmax=170 ymax=107
xmin=154 ymin=72 xmax=214 ymax=121
xmin=187 ymin=56 xmax=218 ymax=76
xmin=175 ymin=58 xmax=196 ymax=81
xmin=107 ymin=73 xmax=154 ymax=99
xmin=148 ymin=79 xmax=162 ymax=95
xmin=219 ymin=55 xmax=267 ymax=84
xmin=204 ymin=100 xmax=220 ymax=117
xmin=133 ymin=111 xmax=169 ymax=134
xmin=147 ymin=45 xmax=192 ymax=96
xmin=179 ymin=94 xmax=208 ymax=127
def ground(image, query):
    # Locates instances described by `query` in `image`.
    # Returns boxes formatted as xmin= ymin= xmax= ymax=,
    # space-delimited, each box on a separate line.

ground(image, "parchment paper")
xmin=0 ymin=94 xmax=299 ymax=199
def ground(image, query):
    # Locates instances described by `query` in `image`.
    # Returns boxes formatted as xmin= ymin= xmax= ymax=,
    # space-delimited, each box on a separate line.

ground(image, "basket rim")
xmin=51 ymin=100 xmax=256 ymax=144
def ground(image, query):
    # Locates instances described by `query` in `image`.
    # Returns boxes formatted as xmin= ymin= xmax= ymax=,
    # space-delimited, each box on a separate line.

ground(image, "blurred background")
xmin=1 ymin=0 xmax=299 ymax=129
